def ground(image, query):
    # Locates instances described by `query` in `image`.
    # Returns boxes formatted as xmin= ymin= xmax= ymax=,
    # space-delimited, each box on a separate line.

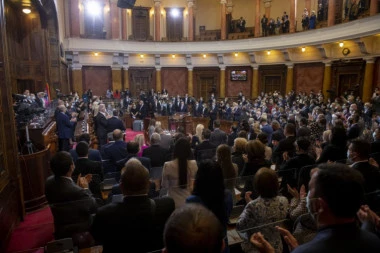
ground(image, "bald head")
xmin=58 ymin=105 xmax=66 ymax=112
xmin=99 ymin=104 xmax=106 ymax=112
xmin=113 ymin=129 xmax=123 ymax=141
xmin=120 ymin=158 xmax=149 ymax=195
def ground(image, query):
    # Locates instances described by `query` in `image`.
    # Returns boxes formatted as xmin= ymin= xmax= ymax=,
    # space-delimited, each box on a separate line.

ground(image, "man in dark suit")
xmin=193 ymin=102 xmax=203 ymax=117
xmin=142 ymin=133 xmax=170 ymax=167
xmin=45 ymin=151 xmax=97 ymax=240
xmin=210 ymin=120 xmax=227 ymax=147
xmin=106 ymin=110 xmax=125 ymax=133
xmin=72 ymin=142 xmax=103 ymax=198
xmin=349 ymin=139 xmax=380 ymax=210
xmin=178 ymin=101 xmax=188 ymax=113
xmin=124 ymin=141 xmax=151 ymax=172
xmin=56 ymin=105 xmax=76 ymax=151
xmin=297 ymin=117 xmax=311 ymax=138
xmin=201 ymin=104 xmax=209 ymax=118
xmin=90 ymin=158 xmax=175 ymax=253
xmin=137 ymin=100 xmax=147 ymax=120
xmin=227 ymin=125 xmax=238 ymax=147
xmin=95 ymin=104 xmax=109 ymax=148
xmin=155 ymin=127 xmax=173 ymax=150
xmin=194 ymin=129 xmax=216 ymax=162
xmin=69 ymin=133 xmax=102 ymax=162
xmin=272 ymin=123 xmax=297 ymax=170
xmin=347 ymin=114 xmax=361 ymax=140
xmin=152 ymin=98 xmax=161 ymax=114
xmin=103 ymin=129 xmax=128 ymax=171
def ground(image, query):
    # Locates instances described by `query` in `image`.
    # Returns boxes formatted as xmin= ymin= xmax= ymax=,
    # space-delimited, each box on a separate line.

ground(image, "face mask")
xmin=373 ymin=132 xmax=377 ymax=141
xmin=347 ymin=150 xmax=350 ymax=159
xmin=306 ymin=191 xmax=317 ymax=220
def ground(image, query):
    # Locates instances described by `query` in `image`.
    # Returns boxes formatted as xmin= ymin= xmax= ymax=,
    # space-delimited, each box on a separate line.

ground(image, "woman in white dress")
xmin=161 ymin=137 xmax=198 ymax=208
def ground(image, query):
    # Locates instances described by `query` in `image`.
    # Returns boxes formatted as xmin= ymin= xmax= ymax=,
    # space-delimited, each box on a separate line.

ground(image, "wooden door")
xmin=165 ymin=8 xmax=184 ymax=41
xmin=264 ymin=76 xmax=282 ymax=93
xmin=338 ymin=73 xmax=359 ymax=96
xmin=335 ymin=0 xmax=343 ymax=24
xmin=198 ymin=77 xmax=215 ymax=102
xmin=129 ymin=68 xmax=156 ymax=96
xmin=132 ymin=7 xmax=150 ymax=41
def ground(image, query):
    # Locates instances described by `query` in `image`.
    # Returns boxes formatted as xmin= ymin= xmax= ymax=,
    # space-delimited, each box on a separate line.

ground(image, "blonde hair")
xmin=252 ymin=122 xmax=262 ymax=134
xmin=155 ymin=121 xmax=162 ymax=128
xmin=195 ymin=124 xmax=204 ymax=143
xmin=322 ymin=130 xmax=332 ymax=143
xmin=134 ymin=134 xmax=145 ymax=151
xmin=234 ymin=138 xmax=248 ymax=153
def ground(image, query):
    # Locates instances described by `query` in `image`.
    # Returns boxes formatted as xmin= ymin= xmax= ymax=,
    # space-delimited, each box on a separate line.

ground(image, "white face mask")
xmin=306 ymin=191 xmax=317 ymax=220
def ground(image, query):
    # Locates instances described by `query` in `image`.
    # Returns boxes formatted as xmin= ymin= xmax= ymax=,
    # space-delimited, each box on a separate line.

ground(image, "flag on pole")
xmin=45 ymin=83 xmax=51 ymax=105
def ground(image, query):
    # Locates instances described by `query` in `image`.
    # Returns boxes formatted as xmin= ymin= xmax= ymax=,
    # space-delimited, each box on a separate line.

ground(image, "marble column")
xmin=286 ymin=63 xmax=294 ymax=94
xmin=188 ymin=67 xmax=194 ymax=96
xmin=370 ymin=0 xmax=379 ymax=16
xmin=123 ymin=67 xmax=129 ymax=90
xmin=221 ymin=0 xmax=227 ymax=40
xmin=112 ymin=67 xmax=122 ymax=91
xmin=252 ymin=64 xmax=259 ymax=98
xmin=110 ymin=0 xmax=120 ymax=39
xmin=154 ymin=0 xmax=161 ymax=41
xmin=255 ymin=0 xmax=261 ymax=37
xmin=188 ymin=0 xmax=194 ymax=41
xmin=322 ymin=61 xmax=332 ymax=100
xmin=70 ymin=0 xmax=80 ymax=37
xmin=156 ymin=67 xmax=162 ymax=92
xmin=328 ymin=0 xmax=335 ymax=27
xmin=121 ymin=9 xmax=127 ymax=40
xmin=289 ymin=0 xmax=297 ymax=33
xmin=220 ymin=67 xmax=226 ymax=98
xmin=363 ymin=58 xmax=375 ymax=103
xmin=72 ymin=67 xmax=83 ymax=96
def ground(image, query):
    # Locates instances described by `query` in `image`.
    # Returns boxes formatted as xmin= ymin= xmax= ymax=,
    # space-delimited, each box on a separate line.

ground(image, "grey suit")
xmin=159 ymin=133 xmax=173 ymax=150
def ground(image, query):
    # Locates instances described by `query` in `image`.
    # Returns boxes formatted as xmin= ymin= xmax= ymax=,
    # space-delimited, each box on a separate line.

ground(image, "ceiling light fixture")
xmin=203 ymin=54 xmax=207 ymax=58
xmin=301 ymin=47 xmax=306 ymax=52
xmin=140 ymin=54 xmax=144 ymax=58
xmin=339 ymin=42 xmax=344 ymax=48
xmin=172 ymin=54 xmax=176 ymax=58
xmin=22 ymin=8 xmax=31 ymax=14
xmin=94 ymin=52 xmax=99 ymax=56
xmin=234 ymin=53 xmax=238 ymax=57
xmin=267 ymin=50 xmax=271 ymax=55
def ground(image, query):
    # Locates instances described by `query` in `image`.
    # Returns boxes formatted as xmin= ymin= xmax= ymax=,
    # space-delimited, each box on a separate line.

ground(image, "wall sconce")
xmin=202 ymin=54 xmax=207 ymax=58
xmin=140 ymin=54 xmax=144 ymax=58
xmin=234 ymin=53 xmax=238 ymax=57
xmin=339 ymin=42 xmax=344 ymax=48
xmin=301 ymin=47 xmax=306 ymax=52
xmin=172 ymin=54 xmax=176 ymax=58
xmin=150 ymin=10 xmax=154 ymax=15
xmin=160 ymin=10 xmax=164 ymax=15
xmin=267 ymin=50 xmax=271 ymax=55
xmin=184 ymin=10 xmax=188 ymax=16
xmin=94 ymin=52 xmax=99 ymax=56
xmin=22 ymin=8 xmax=31 ymax=14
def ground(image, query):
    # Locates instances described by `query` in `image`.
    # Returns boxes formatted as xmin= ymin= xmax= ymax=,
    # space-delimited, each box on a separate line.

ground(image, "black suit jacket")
xmin=91 ymin=196 xmax=175 ymax=253
xmin=210 ymin=128 xmax=227 ymax=147
xmin=138 ymin=105 xmax=147 ymax=119
xmin=347 ymin=123 xmax=361 ymax=140
xmin=194 ymin=140 xmax=216 ymax=161
xmin=103 ymin=141 xmax=128 ymax=165
xmin=95 ymin=113 xmax=108 ymax=139
xmin=73 ymin=158 xmax=103 ymax=197
xmin=142 ymin=144 xmax=169 ymax=167
xmin=70 ymin=148 xmax=102 ymax=163
xmin=272 ymin=136 xmax=297 ymax=168
xmin=45 ymin=176 xmax=97 ymax=239
xmin=106 ymin=117 xmax=125 ymax=133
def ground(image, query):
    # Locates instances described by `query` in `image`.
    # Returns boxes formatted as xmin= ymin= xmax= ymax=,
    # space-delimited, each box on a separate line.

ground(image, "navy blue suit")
xmin=70 ymin=148 xmax=102 ymax=163
xmin=95 ymin=113 xmax=108 ymax=148
xmin=103 ymin=141 xmax=128 ymax=170
xmin=56 ymin=112 xmax=74 ymax=151
xmin=106 ymin=117 xmax=125 ymax=133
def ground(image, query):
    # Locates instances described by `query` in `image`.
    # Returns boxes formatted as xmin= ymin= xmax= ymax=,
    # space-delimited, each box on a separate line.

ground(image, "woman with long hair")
xmin=217 ymin=144 xmax=238 ymax=205
xmin=186 ymin=160 xmax=232 ymax=253
xmin=191 ymin=124 xmax=204 ymax=149
xmin=134 ymin=134 xmax=148 ymax=157
xmin=162 ymin=137 xmax=198 ymax=208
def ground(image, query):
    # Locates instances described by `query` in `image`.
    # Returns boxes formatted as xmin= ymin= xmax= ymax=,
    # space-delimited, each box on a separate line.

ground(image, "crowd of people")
xmin=41 ymin=84 xmax=380 ymax=253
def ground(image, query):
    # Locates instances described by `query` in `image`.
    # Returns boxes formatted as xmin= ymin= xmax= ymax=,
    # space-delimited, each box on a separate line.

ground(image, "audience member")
xmin=210 ymin=120 xmax=228 ymax=147
xmin=103 ymin=129 xmax=128 ymax=170
xmin=142 ymin=133 xmax=170 ymax=167
xmin=106 ymin=110 xmax=125 ymax=133
xmin=69 ymin=133 xmax=102 ymax=162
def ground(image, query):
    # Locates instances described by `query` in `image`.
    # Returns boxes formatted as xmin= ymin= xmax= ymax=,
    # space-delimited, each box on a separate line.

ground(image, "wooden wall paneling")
xmin=82 ymin=66 xmax=112 ymax=97
xmin=225 ymin=66 xmax=252 ymax=98
xmin=374 ymin=58 xmax=380 ymax=91
xmin=332 ymin=60 xmax=365 ymax=97
xmin=193 ymin=67 xmax=220 ymax=101
xmin=161 ymin=67 xmax=188 ymax=96
xmin=0 ymin=1 xmax=24 ymax=251
xmin=132 ymin=7 xmax=150 ymax=41
xmin=258 ymin=65 xmax=287 ymax=95
xmin=294 ymin=63 xmax=324 ymax=94
xmin=128 ymin=67 xmax=156 ymax=96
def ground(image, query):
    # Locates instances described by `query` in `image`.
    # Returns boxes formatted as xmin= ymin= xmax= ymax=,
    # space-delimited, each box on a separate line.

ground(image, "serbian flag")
xmin=45 ymin=83 xmax=51 ymax=105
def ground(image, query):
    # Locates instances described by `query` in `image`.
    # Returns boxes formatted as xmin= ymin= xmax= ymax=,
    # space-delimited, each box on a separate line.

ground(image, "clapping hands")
xmin=76 ymin=173 xmax=92 ymax=189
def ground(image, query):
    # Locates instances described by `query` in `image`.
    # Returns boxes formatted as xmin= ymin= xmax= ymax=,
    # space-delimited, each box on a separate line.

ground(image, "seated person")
xmin=123 ymin=141 xmax=151 ymax=171
xmin=69 ymin=133 xmax=102 ymax=162
xmin=103 ymin=129 xmax=128 ymax=171
xmin=91 ymin=158 xmax=175 ymax=253
xmin=45 ymin=151 xmax=97 ymax=241
xmin=142 ymin=133 xmax=170 ymax=167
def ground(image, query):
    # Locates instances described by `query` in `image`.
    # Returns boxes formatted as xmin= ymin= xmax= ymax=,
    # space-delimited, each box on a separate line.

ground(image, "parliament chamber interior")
xmin=1 ymin=0 xmax=380 ymax=252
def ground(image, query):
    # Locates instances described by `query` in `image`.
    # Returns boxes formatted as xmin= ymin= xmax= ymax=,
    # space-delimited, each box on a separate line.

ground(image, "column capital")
xmin=187 ymin=66 xmax=193 ymax=71
xmin=285 ymin=63 xmax=294 ymax=68
xmin=263 ymin=0 xmax=272 ymax=8
xmin=251 ymin=64 xmax=259 ymax=70
xmin=155 ymin=66 xmax=162 ymax=71
xmin=219 ymin=65 xmax=226 ymax=71
xmin=220 ymin=0 xmax=227 ymax=5
xmin=154 ymin=0 xmax=161 ymax=7
xmin=187 ymin=0 xmax=194 ymax=8
xmin=323 ymin=60 xmax=332 ymax=66
xmin=226 ymin=3 xmax=233 ymax=13
xmin=122 ymin=65 xmax=129 ymax=70
xmin=364 ymin=57 xmax=375 ymax=64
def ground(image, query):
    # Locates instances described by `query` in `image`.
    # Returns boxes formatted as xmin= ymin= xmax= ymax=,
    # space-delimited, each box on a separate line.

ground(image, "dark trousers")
xmin=59 ymin=138 xmax=70 ymax=152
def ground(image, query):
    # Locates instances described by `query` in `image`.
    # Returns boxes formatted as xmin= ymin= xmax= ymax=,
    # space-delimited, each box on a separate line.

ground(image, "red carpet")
xmin=6 ymin=206 xmax=54 ymax=253
xmin=124 ymin=128 xmax=144 ymax=142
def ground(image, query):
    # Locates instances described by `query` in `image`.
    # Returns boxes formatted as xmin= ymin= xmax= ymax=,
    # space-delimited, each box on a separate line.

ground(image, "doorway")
xmin=338 ymin=73 xmax=359 ymax=96
xmin=165 ymin=8 xmax=184 ymax=41
xmin=198 ymin=77 xmax=215 ymax=102
xmin=263 ymin=76 xmax=282 ymax=93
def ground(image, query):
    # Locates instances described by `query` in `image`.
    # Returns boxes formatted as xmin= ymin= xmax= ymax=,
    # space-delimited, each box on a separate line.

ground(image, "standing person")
xmin=216 ymin=145 xmax=238 ymax=205
xmin=238 ymin=16 xmax=246 ymax=32
xmin=56 ymin=105 xmax=76 ymax=151
xmin=90 ymin=158 xmax=175 ymax=253
xmin=210 ymin=120 xmax=227 ymax=147
xmin=94 ymin=104 xmax=109 ymax=149
xmin=134 ymin=134 xmax=148 ymax=157
xmin=309 ymin=10 xmax=317 ymax=29
xmin=261 ymin=15 xmax=268 ymax=36
xmin=162 ymin=138 xmax=198 ymax=208
xmin=106 ymin=110 xmax=125 ymax=133
xmin=45 ymin=151 xmax=97 ymax=242
xmin=186 ymin=160 xmax=233 ymax=253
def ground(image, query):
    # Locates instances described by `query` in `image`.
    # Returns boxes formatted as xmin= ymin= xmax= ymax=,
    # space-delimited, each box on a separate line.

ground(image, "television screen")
xmin=231 ymin=70 xmax=247 ymax=81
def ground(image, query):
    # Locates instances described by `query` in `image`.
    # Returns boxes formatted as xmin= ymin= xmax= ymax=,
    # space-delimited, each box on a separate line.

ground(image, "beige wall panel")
xmin=72 ymin=69 xmax=83 ymax=96
xmin=229 ymin=0 xmax=255 ymax=27
xmin=112 ymin=69 xmax=122 ymax=92
xmin=195 ymin=0 xmax=220 ymax=34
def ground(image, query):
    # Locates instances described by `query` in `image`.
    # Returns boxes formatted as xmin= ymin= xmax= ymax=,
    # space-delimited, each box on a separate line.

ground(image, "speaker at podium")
xmin=117 ymin=0 xmax=136 ymax=9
